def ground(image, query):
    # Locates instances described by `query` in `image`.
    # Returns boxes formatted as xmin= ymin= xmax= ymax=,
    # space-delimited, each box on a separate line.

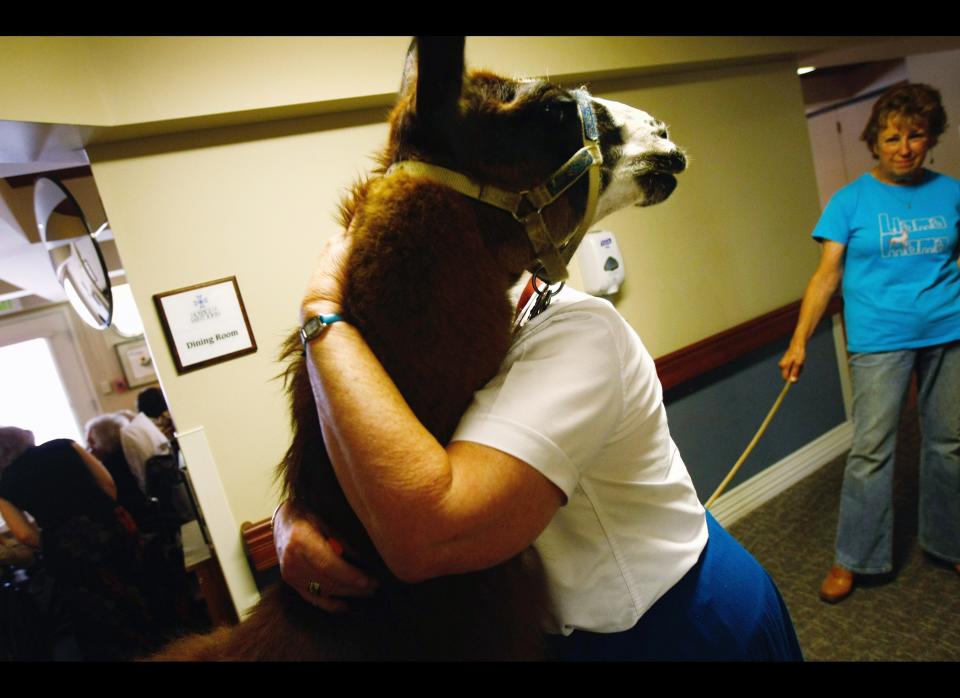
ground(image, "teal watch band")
xmin=300 ymin=313 xmax=344 ymax=346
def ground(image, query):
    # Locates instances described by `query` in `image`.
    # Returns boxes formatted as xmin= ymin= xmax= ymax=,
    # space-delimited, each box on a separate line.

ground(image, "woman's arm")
xmin=303 ymin=319 xmax=562 ymax=583
xmin=779 ymin=240 xmax=846 ymax=382
xmin=71 ymin=442 xmax=117 ymax=502
xmin=300 ymin=232 xmax=562 ymax=583
xmin=0 ymin=498 xmax=41 ymax=548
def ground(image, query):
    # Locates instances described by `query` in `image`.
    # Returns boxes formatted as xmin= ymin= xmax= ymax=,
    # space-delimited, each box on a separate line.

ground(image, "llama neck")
xmin=342 ymin=177 xmax=518 ymax=443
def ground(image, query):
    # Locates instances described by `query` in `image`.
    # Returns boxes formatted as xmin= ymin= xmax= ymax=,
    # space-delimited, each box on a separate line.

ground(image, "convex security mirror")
xmin=34 ymin=176 xmax=113 ymax=330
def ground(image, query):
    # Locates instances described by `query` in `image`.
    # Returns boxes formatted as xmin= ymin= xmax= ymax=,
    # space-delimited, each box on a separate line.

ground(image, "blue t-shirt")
xmin=812 ymin=170 xmax=960 ymax=353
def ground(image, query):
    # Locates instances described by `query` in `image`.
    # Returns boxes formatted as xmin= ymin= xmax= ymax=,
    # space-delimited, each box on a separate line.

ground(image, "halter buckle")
xmin=511 ymin=192 xmax=540 ymax=223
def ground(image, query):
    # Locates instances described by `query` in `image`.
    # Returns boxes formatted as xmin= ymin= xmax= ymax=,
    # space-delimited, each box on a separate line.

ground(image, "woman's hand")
xmin=779 ymin=342 xmax=806 ymax=383
xmin=779 ymin=241 xmax=845 ymax=384
xmin=301 ymin=228 xmax=352 ymax=322
xmin=273 ymin=500 xmax=378 ymax=613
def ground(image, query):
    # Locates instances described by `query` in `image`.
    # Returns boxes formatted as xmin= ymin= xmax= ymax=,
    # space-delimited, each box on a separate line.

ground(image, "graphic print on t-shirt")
xmin=879 ymin=212 xmax=949 ymax=258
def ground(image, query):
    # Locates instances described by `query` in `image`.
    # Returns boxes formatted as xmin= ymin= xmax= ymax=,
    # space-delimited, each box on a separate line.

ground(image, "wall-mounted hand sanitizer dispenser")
xmin=575 ymin=230 xmax=625 ymax=296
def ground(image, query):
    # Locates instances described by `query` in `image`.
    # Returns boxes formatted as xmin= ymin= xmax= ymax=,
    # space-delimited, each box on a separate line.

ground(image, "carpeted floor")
xmin=726 ymin=406 xmax=960 ymax=661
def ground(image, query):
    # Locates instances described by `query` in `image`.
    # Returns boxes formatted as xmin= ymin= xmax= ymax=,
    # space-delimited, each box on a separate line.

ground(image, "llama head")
xmin=384 ymin=37 xmax=686 ymax=279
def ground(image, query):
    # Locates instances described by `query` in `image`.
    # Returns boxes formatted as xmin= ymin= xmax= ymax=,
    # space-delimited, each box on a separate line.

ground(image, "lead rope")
xmin=705 ymin=380 xmax=793 ymax=509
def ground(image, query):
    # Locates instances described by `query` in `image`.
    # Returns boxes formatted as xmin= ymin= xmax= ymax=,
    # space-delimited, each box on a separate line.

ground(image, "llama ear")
xmin=403 ymin=36 xmax=465 ymax=125
xmin=399 ymin=37 xmax=420 ymax=97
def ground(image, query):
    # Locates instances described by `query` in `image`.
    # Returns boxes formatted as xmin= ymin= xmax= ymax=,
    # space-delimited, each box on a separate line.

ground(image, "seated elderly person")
xmin=0 ymin=425 xmax=121 ymax=553
xmin=119 ymin=407 xmax=171 ymax=494
xmin=137 ymin=387 xmax=176 ymax=442
xmin=0 ymin=426 xmax=41 ymax=549
xmin=0 ymin=425 xmax=159 ymax=659
xmin=86 ymin=413 xmax=152 ymax=529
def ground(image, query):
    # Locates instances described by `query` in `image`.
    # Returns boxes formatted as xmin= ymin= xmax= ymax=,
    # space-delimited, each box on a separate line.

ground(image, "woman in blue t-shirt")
xmin=780 ymin=83 xmax=960 ymax=603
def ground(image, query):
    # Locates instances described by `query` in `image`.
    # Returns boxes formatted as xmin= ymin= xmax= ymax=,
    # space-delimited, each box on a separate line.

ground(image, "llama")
xmin=891 ymin=224 xmax=910 ymax=248
xmin=152 ymin=36 xmax=685 ymax=661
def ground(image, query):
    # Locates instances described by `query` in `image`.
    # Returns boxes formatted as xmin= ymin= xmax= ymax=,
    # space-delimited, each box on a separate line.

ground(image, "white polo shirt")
xmin=451 ymin=285 xmax=707 ymax=635
xmin=120 ymin=412 xmax=171 ymax=493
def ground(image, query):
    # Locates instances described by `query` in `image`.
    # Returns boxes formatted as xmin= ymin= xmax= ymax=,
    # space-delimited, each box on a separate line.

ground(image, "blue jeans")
xmin=836 ymin=341 xmax=960 ymax=574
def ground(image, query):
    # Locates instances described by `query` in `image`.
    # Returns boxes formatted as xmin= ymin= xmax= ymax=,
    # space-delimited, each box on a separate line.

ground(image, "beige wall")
xmin=5 ymin=37 xmax=827 ymax=613
xmin=88 ymin=113 xmax=390 ymax=611
xmin=2 ymin=36 xmax=849 ymax=128
xmin=88 ymin=48 xmax=821 ymax=510
xmin=584 ymin=61 xmax=821 ymax=356
xmin=0 ymin=37 xmax=107 ymax=125
xmin=89 ymin=111 xmax=388 ymax=520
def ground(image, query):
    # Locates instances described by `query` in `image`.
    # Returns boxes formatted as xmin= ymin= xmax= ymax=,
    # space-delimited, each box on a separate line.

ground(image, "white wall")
xmin=806 ymin=48 xmax=960 ymax=209
xmin=906 ymin=48 xmax=960 ymax=178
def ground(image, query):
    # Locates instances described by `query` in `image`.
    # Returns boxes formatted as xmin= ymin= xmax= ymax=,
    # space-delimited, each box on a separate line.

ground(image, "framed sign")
xmin=153 ymin=276 xmax=257 ymax=374
xmin=115 ymin=338 xmax=158 ymax=388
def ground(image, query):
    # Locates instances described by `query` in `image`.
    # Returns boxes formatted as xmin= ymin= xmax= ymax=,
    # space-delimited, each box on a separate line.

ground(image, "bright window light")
xmin=0 ymin=338 xmax=83 ymax=445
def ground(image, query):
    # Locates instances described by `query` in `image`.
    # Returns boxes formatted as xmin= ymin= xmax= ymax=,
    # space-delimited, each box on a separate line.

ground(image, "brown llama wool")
xmin=151 ymin=36 xmax=685 ymax=661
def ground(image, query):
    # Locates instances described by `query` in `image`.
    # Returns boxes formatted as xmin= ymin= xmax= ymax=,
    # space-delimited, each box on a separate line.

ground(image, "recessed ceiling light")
xmin=797 ymin=66 xmax=816 ymax=76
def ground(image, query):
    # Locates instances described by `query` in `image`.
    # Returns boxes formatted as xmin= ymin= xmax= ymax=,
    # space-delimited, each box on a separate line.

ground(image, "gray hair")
xmin=85 ymin=412 xmax=131 ymax=456
xmin=0 ymin=426 xmax=36 ymax=472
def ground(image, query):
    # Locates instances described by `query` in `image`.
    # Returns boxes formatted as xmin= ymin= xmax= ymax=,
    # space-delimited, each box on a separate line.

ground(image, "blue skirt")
xmin=546 ymin=511 xmax=803 ymax=661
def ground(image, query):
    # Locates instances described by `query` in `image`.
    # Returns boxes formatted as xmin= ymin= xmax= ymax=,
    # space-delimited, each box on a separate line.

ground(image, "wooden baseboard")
xmin=655 ymin=296 xmax=843 ymax=391
xmin=709 ymin=420 xmax=853 ymax=527
xmin=240 ymin=519 xmax=278 ymax=571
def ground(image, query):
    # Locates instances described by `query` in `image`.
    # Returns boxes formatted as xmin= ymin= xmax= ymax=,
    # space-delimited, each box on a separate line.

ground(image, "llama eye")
xmin=541 ymin=97 xmax=580 ymax=128
xmin=542 ymin=103 xmax=565 ymax=124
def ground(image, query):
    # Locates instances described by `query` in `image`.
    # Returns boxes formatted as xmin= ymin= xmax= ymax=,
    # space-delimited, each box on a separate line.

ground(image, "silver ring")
xmin=307 ymin=581 xmax=323 ymax=596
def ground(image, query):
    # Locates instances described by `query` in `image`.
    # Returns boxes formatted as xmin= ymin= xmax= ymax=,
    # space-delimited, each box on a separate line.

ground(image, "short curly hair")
xmin=861 ymin=82 xmax=948 ymax=159
xmin=0 ymin=426 xmax=35 ymax=472
xmin=85 ymin=412 xmax=130 ymax=456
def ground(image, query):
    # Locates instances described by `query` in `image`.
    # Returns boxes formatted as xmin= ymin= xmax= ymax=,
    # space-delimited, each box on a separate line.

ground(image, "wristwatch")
xmin=300 ymin=313 xmax=344 ymax=346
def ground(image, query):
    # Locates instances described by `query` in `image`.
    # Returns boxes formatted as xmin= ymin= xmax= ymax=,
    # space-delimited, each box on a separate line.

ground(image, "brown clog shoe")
xmin=819 ymin=564 xmax=854 ymax=603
